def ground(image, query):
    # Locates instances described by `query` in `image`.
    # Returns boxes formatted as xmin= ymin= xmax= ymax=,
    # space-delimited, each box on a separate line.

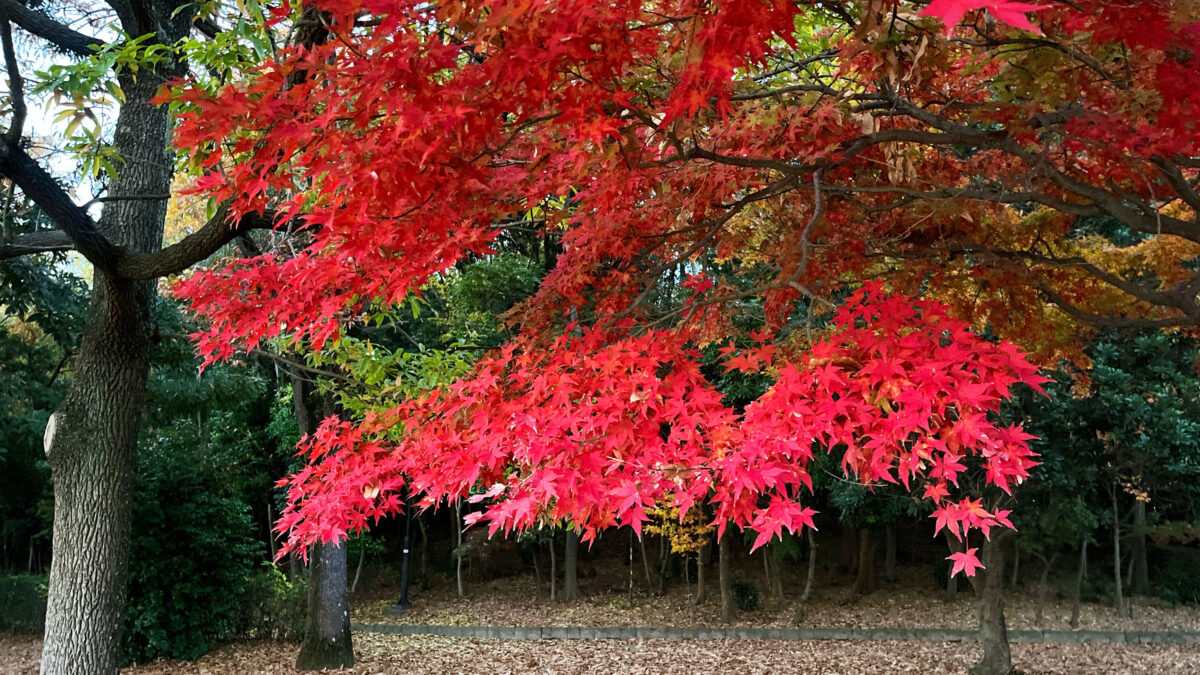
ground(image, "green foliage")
xmin=122 ymin=428 xmax=261 ymax=664
xmin=235 ymin=564 xmax=307 ymax=640
xmin=0 ymin=575 xmax=47 ymax=633
xmin=731 ymin=580 xmax=759 ymax=611
xmin=1151 ymin=548 xmax=1200 ymax=606
xmin=0 ymin=241 xmax=87 ymax=573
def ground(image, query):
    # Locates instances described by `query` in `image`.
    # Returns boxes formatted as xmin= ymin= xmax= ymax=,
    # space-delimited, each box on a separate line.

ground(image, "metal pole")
xmin=389 ymin=490 xmax=414 ymax=614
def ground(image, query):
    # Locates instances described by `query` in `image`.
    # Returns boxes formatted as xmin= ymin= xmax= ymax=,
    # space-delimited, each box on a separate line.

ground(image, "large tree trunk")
xmin=296 ymin=541 xmax=354 ymax=670
xmin=719 ymin=534 xmax=735 ymax=623
xmin=293 ymin=374 xmax=353 ymax=670
xmin=562 ymin=528 xmax=579 ymax=601
xmin=39 ymin=15 xmax=188 ymax=670
xmin=969 ymin=532 xmax=1014 ymax=675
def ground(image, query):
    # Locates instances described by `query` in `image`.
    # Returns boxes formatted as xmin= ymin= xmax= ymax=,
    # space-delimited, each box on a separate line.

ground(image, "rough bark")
xmin=36 ymin=6 xmax=191 ymax=670
xmin=969 ymin=531 xmax=1015 ymax=675
xmin=562 ymin=528 xmax=579 ymax=601
xmin=719 ymin=534 xmax=735 ymax=623
xmin=294 ymin=375 xmax=353 ymax=670
xmin=296 ymin=541 xmax=354 ymax=671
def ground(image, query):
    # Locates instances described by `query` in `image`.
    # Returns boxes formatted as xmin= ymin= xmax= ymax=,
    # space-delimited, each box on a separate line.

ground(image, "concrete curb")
xmin=353 ymin=623 xmax=1200 ymax=644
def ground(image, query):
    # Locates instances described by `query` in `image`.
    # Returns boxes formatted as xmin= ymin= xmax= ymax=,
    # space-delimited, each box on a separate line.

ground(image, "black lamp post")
xmin=388 ymin=490 xmax=414 ymax=614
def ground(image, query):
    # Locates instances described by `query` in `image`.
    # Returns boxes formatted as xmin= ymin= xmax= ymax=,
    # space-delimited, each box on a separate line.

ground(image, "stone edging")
xmin=353 ymin=623 xmax=1200 ymax=644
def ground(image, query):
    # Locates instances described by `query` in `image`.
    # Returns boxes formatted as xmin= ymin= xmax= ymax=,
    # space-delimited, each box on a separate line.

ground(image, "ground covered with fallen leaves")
xmin=7 ymin=566 xmax=1200 ymax=673
xmin=5 ymin=631 xmax=1200 ymax=674
xmin=352 ymin=568 xmax=1200 ymax=633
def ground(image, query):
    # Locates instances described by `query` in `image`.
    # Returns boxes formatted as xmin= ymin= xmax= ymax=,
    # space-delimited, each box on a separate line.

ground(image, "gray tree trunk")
xmin=719 ymin=534 xmax=735 ymax=623
xmin=39 ymin=8 xmax=190 ymax=671
xmin=293 ymin=373 xmax=353 ymax=670
xmin=969 ymin=531 xmax=1014 ymax=675
xmin=296 ymin=541 xmax=354 ymax=670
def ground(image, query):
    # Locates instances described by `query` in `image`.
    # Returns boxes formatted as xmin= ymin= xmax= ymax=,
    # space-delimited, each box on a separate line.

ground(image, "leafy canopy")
xmin=168 ymin=1 xmax=1200 ymax=576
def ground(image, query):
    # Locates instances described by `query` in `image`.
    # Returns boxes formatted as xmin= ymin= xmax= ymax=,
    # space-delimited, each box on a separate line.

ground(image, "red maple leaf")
xmin=948 ymin=548 xmax=986 ymax=577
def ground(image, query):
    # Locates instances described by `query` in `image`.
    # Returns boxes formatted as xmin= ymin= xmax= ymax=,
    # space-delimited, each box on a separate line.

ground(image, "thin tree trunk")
xmin=549 ymin=536 xmax=557 ymax=602
xmin=1070 ymin=539 xmax=1086 ymax=629
xmin=455 ymin=500 xmax=464 ymax=598
xmin=1111 ymin=485 xmax=1125 ymax=616
xmin=657 ymin=535 xmax=668 ymax=595
xmin=1010 ymin=538 xmax=1020 ymax=589
xmin=350 ymin=536 xmax=366 ymax=593
xmin=563 ymin=528 xmax=579 ymax=601
xmin=692 ymin=541 xmax=708 ymax=606
xmin=801 ymin=529 xmax=817 ymax=603
xmin=1131 ymin=500 xmax=1150 ymax=595
xmin=532 ymin=541 xmax=542 ymax=594
xmin=639 ymin=537 xmax=654 ymax=591
xmin=719 ymin=533 xmax=735 ymax=622
xmin=296 ymin=541 xmax=354 ymax=670
xmin=417 ymin=513 xmax=429 ymax=590
xmin=762 ymin=548 xmax=772 ymax=606
xmin=1034 ymin=552 xmax=1058 ymax=627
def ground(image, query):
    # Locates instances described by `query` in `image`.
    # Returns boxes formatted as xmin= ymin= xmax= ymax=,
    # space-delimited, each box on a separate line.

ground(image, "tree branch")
xmin=0 ymin=140 xmax=121 ymax=271
xmin=116 ymin=203 xmax=276 ymax=280
xmin=0 ymin=0 xmax=105 ymax=57
xmin=0 ymin=229 xmax=74 ymax=259
xmin=0 ymin=10 xmax=25 ymax=145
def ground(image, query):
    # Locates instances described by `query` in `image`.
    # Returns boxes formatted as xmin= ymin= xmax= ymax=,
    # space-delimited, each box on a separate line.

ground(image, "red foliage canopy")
xmin=168 ymin=0 xmax=1200 ymax=574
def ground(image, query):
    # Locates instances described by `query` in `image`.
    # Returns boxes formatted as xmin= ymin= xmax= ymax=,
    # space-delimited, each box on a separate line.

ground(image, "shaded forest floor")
xmin=6 ymin=632 xmax=1200 ymax=674
xmin=351 ymin=567 xmax=1200 ymax=633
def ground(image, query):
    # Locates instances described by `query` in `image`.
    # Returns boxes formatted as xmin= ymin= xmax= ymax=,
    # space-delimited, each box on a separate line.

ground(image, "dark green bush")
xmin=121 ymin=434 xmax=261 ymax=664
xmin=0 ymin=574 xmax=47 ymax=633
xmin=731 ymin=580 xmax=759 ymax=611
xmin=1153 ymin=548 xmax=1200 ymax=606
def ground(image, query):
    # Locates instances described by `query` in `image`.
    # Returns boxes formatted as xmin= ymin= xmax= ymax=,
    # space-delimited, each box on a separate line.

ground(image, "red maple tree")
xmin=168 ymin=0 xmax=1200 ymax=579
